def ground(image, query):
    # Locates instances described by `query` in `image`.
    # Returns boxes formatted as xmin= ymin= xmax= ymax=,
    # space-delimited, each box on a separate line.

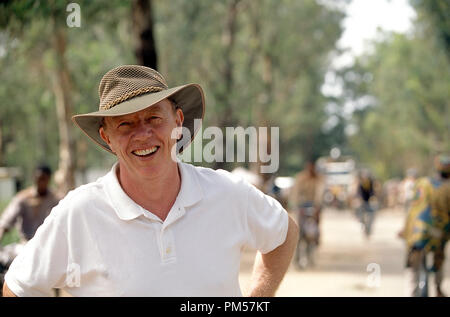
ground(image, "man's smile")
xmin=132 ymin=146 xmax=160 ymax=157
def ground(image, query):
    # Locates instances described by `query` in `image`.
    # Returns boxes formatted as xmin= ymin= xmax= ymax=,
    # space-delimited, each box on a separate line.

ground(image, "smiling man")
xmin=3 ymin=65 xmax=298 ymax=297
xmin=98 ymin=100 xmax=184 ymax=221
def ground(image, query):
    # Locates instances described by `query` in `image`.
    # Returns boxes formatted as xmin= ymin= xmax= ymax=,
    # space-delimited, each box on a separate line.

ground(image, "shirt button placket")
xmin=158 ymin=205 xmax=183 ymax=264
xmin=160 ymin=227 xmax=176 ymax=264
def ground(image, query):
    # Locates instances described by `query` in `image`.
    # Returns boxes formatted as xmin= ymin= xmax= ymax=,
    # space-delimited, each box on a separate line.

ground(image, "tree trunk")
xmin=132 ymin=0 xmax=158 ymax=69
xmin=213 ymin=0 xmax=240 ymax=171
xmin=51 ymin=25 xmax=76 ymax=197
xmin=250 ymin=54 xmax=274 ymax=184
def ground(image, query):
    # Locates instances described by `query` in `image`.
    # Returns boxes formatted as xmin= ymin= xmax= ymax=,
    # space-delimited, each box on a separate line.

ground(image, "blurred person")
xmin=355 ymin=169 xmax=377 ymax=238
xmin=401 ymin=168 xmax=418 ymax=213
xmin=289 ymin=159 xmax=325 ymax=268
xmin=382 ymin=178 xmax=401 ymax=209
xmin=263 ymin=174 xmax=288 ymax=209
xmin=289 ymin=159 xmax=325 ymax=235
xmin=0 ymin=165 xmax=59 ymax=243
xmin=399 ymin=155 xmax=450 ymax=297
xmin=264 ymin=174 xmax=280 ymax=198
xmin=3 ymin=65 xmax=298 ymax=297
xmin=0 ymin=165 xmax=60 ymax=296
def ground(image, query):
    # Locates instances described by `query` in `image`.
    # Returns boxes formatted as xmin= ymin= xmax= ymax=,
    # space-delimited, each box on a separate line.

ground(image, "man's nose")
xmin=133 ymin=121 xmax=153 ymax=138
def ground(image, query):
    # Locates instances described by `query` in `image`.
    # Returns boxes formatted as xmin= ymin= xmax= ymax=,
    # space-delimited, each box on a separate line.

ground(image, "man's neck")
xmin=32 ymin=186 xmax=49 ymax=198
xmin=117 ymin=162 xmax=181 ymax=222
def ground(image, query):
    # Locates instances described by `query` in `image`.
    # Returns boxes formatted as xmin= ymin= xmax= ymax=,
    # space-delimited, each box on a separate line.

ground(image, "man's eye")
xmin=118 ymin=122 xmax=130 ymax=127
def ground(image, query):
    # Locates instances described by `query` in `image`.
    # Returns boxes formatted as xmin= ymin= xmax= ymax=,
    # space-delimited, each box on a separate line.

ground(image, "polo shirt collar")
xmin=103 ymin=161 xmax=203 ymax=222
xmin=177 ymin=161 xmax=203 ymax=208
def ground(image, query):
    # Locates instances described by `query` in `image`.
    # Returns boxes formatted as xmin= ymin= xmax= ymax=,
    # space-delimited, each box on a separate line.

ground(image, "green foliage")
xmin=0 ymin=200 xmax=20 ymax=246
xmin=342 ymin=29 xmax=450 ymax=180
xmin=0 ymin=228 xmax=20 ymax=246
xmin=1 ymin=0 xmax=447 ymax=185
xmin=156 ymin=0 xmax=344 ymax=174
xmin=410 ymin=0 xmax=450 ymax=58
xmin=0 ymin=0 xmax=133 ymax=186
xmin=0 ymin=0 xmax=345 ymax=181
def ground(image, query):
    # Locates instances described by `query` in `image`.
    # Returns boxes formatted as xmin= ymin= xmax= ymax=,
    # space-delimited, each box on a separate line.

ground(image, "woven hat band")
xmin=98 ymin=65 xmax=169 ymax=111
xmin=100 ymin=85 xmax=165 ymax=110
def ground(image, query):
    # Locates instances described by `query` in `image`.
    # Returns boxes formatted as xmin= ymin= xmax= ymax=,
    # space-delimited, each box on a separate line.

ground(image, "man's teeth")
xmin=133 ymin=147 xmax=158 ymax=156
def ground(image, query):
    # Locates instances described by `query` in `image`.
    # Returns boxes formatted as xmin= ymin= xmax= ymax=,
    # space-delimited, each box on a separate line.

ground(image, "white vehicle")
xmin=317 ymin=156 xmax=357 ymax=209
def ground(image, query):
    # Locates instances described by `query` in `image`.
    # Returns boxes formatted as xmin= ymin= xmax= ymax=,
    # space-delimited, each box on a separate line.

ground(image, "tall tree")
xmin=132 ymin=0 xmax=158 ymax=69
xmin=0 ymin=0 xmax=346 ymax=189
xmin=410 ymin=0 xmax=450 ymax=59
xmin=0 ymin=0 xmax=134 ymax=190
xmin=155 ymin=0 xmax=344 ymax=175
xmin=49 ymin=15 xmax=76 ymax=195
xmin=0 ymin=1 xmax=76 ymax=195
xmin=341 ymin=30 xmax=450 ymax=179
xmin=213 ymin=0 xmax=241 ymax=170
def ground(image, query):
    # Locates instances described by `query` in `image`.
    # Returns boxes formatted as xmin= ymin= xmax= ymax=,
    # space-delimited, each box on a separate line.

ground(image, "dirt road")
xmin=239 ymin=208 xmax=450 ymax=297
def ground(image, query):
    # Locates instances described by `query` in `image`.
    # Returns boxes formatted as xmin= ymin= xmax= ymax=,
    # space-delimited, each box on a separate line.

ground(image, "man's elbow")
xmin=2 ymin=282 xmax=18 ymax=297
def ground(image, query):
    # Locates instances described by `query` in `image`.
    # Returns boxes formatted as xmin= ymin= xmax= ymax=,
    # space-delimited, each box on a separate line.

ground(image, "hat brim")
xmin=72 ymin=83 xmax=205 ymax=155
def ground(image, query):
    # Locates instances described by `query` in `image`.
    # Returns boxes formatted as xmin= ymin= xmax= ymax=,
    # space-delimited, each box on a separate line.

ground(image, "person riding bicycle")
xmin=356 ymin=169 xmax=377 ymax=237
xmin=399 ymin=154 xmax=450 ymax=297
xmin=289 ymin=159 xmax=325 ymax=245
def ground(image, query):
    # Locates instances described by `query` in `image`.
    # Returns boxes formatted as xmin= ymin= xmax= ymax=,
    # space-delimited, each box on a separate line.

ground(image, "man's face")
xmin=306 ymin=162 xmax=315 ymax=174
xmin=99 ymin=99 xmax=184 ymax=180
xmin=35 ymin=171 xmax=50 ymax=196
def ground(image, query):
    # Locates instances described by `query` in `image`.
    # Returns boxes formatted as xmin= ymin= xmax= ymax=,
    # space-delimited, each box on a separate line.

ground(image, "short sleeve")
xmin=4 ymin=206 xmax=68 ymax=297
xmin=243 ymin=182 xmax=289 ymax=254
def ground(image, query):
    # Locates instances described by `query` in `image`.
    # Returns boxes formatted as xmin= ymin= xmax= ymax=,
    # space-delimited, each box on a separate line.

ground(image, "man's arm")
xmin=2 ymin=282 xmax=18 ymax=297
xmin=0 ymin=197 xmax=23 ymax=241
xmin=246 ymin=215 xmax=299 ymax=297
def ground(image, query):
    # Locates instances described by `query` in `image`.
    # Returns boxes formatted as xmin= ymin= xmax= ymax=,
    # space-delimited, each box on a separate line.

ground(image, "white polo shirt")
xmin=5 ymin=162 xmax=288 ymax=297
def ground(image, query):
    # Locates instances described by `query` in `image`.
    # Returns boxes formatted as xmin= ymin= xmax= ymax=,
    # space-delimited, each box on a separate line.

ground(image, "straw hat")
xmin=72 ymin=65 xmax=205 ymax=154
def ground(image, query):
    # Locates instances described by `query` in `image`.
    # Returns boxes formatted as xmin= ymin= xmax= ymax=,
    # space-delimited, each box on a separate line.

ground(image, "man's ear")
xmin=99 ymin=126 xmax=111 ymax=147
xmin=99 ymin=126 xmax=116 ymax=154
xmin=176 ymin=108 xmax=184 ymax=128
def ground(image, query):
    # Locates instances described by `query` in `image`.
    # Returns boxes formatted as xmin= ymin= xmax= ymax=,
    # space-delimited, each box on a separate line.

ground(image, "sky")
xmin=323 ymin=0 xmax=417 ymax=92
xmin=321 ymin=0 xmax=417 ymax=133
xmin=323 ymin=0 xmax=417 ymax=96
xmin=338 ymin=0 xmax=416 ymax=58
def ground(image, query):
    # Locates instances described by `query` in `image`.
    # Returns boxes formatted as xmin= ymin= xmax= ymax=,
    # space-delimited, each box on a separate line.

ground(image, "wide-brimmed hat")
xmin=72 ymin=65 xmax=205 ymax=154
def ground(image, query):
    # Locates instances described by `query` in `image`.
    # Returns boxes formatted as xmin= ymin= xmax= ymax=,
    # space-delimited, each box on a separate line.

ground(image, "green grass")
xmin=0 ymin=200 xmax=9 ymax=213
xmin=1 ymin=229 xmax=20 ymax=246
xmin=0 ymin=199 xmax=21 ymax=246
